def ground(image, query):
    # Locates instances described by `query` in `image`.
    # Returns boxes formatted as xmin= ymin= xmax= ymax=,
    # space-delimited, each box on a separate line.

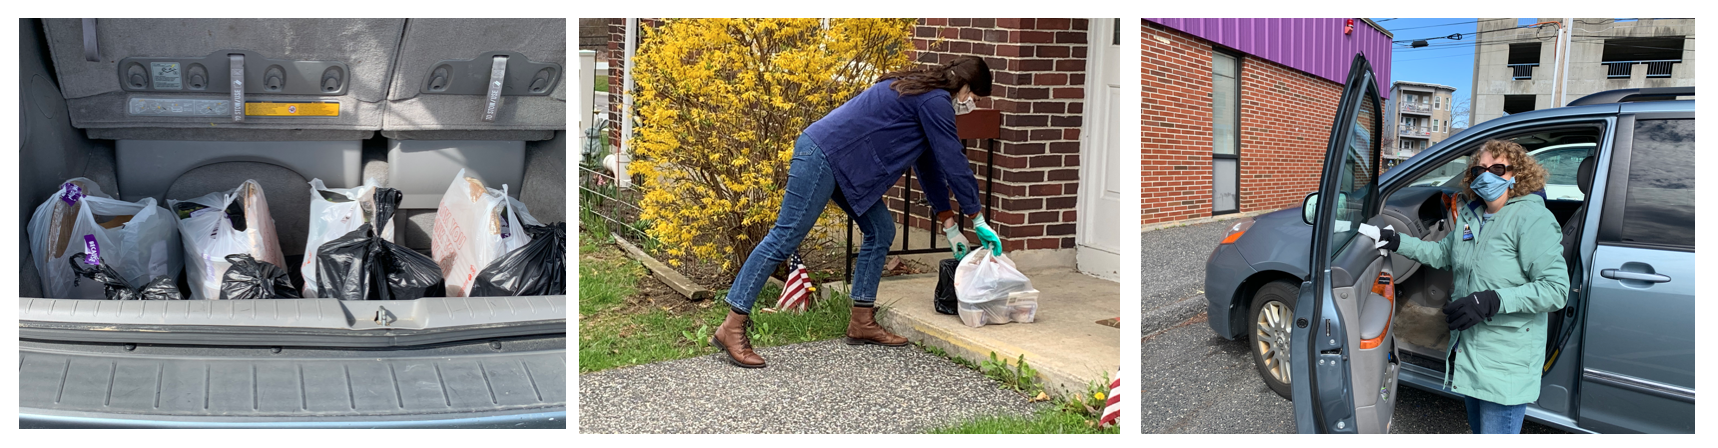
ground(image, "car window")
xmin=1406 ymin=156 xmax=1468 ymax=188
xmin=1533 ymin=145 xmax=1595 ymax=201
xmin=1329 ymin=90 xmax=1379 ymax=256
xmin=1611 ymin=119 xmax=1694 ymax=248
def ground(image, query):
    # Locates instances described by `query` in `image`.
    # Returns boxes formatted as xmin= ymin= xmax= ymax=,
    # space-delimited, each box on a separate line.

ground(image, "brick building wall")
xmin=606 ymin=18 xmax=1093 ymax=254
xmin=890 ymin=18 xmax=1090 ymax=252
xmin=1140 ymin=20 xmax=1339 ymax=226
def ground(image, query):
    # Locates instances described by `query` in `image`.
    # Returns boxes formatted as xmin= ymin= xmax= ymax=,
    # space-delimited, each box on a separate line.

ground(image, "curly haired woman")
xmin=709 ymin=56 xmax=1001 ymax=369
xmin=1371 ymin=139 xmax=1569 ymax=433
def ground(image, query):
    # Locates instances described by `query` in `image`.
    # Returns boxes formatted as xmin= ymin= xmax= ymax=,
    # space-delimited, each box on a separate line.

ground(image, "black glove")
xmin=1378 ymin=227 xmax=1400 ymax=251
xmin=1443 ymin=290 xmax=1501 ymax=331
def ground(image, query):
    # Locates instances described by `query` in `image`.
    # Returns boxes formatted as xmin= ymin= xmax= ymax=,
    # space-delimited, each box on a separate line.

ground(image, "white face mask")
xmin=952 ymin=96 xmax=975 ymax=115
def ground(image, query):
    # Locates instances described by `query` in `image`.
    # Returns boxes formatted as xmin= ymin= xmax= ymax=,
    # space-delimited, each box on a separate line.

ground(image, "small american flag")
xmin=772 ymin=253 xmax=814 ymax=313
xmin=1098 ymin=372 xmax=1121 ymax=428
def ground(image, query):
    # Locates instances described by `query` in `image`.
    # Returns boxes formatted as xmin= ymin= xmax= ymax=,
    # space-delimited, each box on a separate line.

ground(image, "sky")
xmin=1369 ymin=18 xmax=1487 ymax=127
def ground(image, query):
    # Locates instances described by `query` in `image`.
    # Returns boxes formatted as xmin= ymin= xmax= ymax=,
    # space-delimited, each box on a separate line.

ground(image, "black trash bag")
xmin=470 ymin=222 xmax=567 ymax=296
xmin=934 ymin=258 xmax=959 ymax=315
xmin=315 ymin=188 xmax=446 ymax=300
xmin=219 ymin=254 xmax=301 ymax=300
xmin=67 ymin=254 xmax=184 ymax=300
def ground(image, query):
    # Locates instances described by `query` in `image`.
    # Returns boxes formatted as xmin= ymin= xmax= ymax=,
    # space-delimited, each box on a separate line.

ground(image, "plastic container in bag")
xmin=169 ymin=179 xmax=287 ymax=300
xmin=952 ymin=250 xmax=1040 ymax=328
xmin=316 ymin=188 xmax=446 ymax=301
xmin=27 ymin=178 xmax=183 ymax=299
xmin=300 ymin=178 xmax=393 ymax=297
xmin=430 ymin=169 xmax=540 ymax=297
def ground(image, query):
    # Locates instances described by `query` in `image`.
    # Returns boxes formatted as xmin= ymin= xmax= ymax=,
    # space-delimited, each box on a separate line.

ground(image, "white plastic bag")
xmin=299 ymin=178 xmax=395 ymax=297
xmin=430 ymin=169 xmax=539 ymax=297
xmin=27 ymin=179 xmax=183 ymax=299
xmin=169 ymin=179 xmax=287 ymax=300
xmin=952 ymin=250 xmax=1039 ymax=328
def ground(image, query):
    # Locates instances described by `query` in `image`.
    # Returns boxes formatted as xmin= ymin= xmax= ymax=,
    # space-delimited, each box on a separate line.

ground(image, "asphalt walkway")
xmin=579 ymin=340 xmax=1041 ymax=433
xmin=1140 ymin=221 xmax=1232 ymax=335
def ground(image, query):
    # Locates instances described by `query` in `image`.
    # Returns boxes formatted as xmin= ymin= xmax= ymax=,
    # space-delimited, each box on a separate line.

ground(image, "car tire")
xmin=1248 ymin=280 xmax=1299 ymax=400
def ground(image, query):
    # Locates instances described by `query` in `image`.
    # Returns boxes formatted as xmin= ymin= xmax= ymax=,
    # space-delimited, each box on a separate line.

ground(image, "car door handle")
xmin=1601 ymin=269 xmax=1671 ymax=283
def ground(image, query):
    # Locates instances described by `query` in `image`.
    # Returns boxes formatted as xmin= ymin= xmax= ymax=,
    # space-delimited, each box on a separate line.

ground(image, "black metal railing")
xmin=1508 ymin=63 xmax=1537 ymax=80
xmin=1604 ymin=60 xmax=1681 ymax=79
xmin=843 ymin=111 xmax=1000 ymax=283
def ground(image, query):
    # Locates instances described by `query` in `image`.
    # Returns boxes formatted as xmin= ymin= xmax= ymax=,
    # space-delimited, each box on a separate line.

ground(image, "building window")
xmin=1435 ymin=96 xmax=1441 ymax=109
xmin=1602 ymin=37 xmax=1685 ymax=78
xmin=1508 ymin=42 xmax=1542 ymax=80
xmin=1503 ymin=95 xmax=1536 ymax=115
xmin=1211 ymin=51 xmax=1240 ymax=215
xmin=1433 ymin=119 xmax=1440 ymax=132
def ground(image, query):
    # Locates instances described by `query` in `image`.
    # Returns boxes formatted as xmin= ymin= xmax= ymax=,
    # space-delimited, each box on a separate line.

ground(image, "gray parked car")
xmin=1204 ymin=55 xmax=1693 ymax=434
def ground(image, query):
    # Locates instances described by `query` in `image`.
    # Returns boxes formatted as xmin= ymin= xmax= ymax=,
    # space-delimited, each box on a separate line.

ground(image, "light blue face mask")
xmin=1471 ymin=171 xmax=1516 ymax=202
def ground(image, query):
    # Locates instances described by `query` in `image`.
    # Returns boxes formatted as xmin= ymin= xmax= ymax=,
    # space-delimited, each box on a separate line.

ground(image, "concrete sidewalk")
xmin=874 ymin=268 xmax=1120 ymax=396
xmin=579 ymin=340 xmax=1040 ymax=433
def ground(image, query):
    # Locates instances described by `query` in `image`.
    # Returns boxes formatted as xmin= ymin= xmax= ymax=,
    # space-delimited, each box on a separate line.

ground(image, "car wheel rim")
xmin=1255 ymin=300 xmax=1293 ymax=385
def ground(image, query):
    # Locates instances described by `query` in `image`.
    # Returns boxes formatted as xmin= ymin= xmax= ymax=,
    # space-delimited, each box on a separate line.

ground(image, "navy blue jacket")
xmin=805 ymin=80 xmax=982 ymax=218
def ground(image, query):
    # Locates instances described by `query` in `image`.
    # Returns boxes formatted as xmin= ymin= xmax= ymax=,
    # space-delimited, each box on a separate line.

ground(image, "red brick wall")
xmin=1140 ymin=20 xmax=1339 ymax=226
xmin=1236 ymin=50 xmax=1340 ymax=217
xmin=897 ymin=18 xmax=1090 ymax=253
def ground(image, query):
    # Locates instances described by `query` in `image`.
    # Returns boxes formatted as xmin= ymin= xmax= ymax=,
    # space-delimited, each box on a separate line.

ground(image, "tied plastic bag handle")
xmin=371 ymin=187 xmax=402 ymax=232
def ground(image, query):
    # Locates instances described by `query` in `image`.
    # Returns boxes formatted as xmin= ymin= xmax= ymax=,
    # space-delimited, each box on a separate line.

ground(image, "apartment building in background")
xmin=1471 ymin=17 xmax=1694 ymax=124
xmin=1386 ymin=81 xmax=1457 ymax=167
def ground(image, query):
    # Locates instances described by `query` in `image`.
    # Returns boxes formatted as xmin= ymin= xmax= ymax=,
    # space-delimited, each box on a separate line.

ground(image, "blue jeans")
xmin=1464 ymin=396 xmax=1527 ymax=434
xmin=724 ymin=134 xmax=894 ymax=312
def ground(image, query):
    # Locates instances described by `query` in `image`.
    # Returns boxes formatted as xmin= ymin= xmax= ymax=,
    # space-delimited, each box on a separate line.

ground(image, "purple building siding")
xmin=1147 ymin=18 xmax=1393 ymax=97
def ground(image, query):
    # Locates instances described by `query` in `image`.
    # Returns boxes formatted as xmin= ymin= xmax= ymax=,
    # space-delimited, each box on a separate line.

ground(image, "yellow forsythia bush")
xmin=630 ymin=18 xmax=915 ymax=272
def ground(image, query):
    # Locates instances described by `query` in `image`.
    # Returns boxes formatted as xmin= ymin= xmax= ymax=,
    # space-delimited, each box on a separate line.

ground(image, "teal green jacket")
xmin=1396 ymin=193 xmax=1569 ymax=405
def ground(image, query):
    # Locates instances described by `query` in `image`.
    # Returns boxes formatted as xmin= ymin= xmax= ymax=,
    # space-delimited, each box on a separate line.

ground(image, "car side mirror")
xmin=1302 ymin=192 xmax=1318 ymax=225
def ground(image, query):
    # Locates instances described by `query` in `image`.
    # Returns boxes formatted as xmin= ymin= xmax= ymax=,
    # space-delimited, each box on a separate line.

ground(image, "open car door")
xmin=1290 ymin=53 xmax=1397 ymax=434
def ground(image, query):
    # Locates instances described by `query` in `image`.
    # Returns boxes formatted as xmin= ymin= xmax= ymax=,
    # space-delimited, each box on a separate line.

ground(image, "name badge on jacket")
xmin=1461 ymin=224 xmax=1474 ymax=241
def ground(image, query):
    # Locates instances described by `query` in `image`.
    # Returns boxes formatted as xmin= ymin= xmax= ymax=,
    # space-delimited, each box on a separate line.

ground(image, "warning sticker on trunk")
xmin=150 ymin=62 xmax=182 ymax=90
xmin=244 ymin=102 xmax=340 ymax=117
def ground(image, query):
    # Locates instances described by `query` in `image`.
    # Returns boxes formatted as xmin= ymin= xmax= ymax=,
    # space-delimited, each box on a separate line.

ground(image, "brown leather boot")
xmin=710 ymin=311 xmax=766 ymax=368
xmin=845 ymin=306 xmax=908 ymax=346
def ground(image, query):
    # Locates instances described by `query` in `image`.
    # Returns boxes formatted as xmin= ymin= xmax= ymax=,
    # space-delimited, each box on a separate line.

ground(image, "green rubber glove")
xmin=942 ymin=222 xmax=970 ymax=259
xmin=972 ymin=215 xmax=1002 ymax=256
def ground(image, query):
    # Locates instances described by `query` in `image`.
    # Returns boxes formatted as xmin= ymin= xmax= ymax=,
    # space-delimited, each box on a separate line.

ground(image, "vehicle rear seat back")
xmin=1561 ymin=156 xmax=1596 ymax=267
xmin=380 ymin=18 xmax=565 ymax=247
xmin=381 ymin=18 xmax=565 ymax=137
xmin=42 ymin=19 xmax=405 ymax=139
xmin=114 ymin=140 xmax=359 ymax=205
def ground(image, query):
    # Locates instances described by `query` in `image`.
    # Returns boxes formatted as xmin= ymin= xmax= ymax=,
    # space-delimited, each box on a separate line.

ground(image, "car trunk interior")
xmin=20 ymin=18 xmax=565 ymax=319
xmin=1383 ymin=126 xmax=1600 ymax=373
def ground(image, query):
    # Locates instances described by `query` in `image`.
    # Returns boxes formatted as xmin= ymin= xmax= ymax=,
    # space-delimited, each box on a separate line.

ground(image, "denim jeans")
xmin=1464 ymin=396 xmax=1527 ymax=434
xmin=725 ymin=134 xmax=895 ymax=312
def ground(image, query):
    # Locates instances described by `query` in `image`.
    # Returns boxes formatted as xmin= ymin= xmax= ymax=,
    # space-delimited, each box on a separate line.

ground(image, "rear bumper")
xmin=1204 ymin=243 xmax=1256 ymax=339
xmin=18 ymin=336 xmax=566 ymax=429
xmin=21 ymin=408 xmax=564 ymax=429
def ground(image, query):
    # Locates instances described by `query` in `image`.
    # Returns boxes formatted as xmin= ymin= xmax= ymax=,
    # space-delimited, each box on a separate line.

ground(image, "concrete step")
xmin=872 ymin=268 xmax=1120 ymax=396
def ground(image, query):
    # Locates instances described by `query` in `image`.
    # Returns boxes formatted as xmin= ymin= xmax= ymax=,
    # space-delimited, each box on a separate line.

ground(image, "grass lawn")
xmin=594 ymin=75 xmax=609 ymax=93
xmin=578 ymin=232 xmax=855 ymax=372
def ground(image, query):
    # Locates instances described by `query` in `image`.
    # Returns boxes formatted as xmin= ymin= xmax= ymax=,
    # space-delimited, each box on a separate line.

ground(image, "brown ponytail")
xmin=878 ymin=55 xmax=992 ymax=97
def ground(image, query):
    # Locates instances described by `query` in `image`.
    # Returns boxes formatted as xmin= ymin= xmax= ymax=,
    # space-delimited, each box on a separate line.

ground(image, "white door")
xmin=1076 ymin=18 xmax=1121 ymax=280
